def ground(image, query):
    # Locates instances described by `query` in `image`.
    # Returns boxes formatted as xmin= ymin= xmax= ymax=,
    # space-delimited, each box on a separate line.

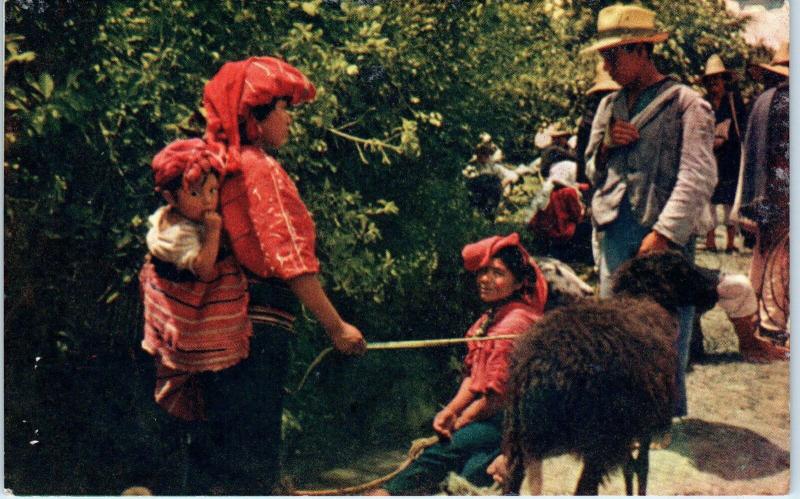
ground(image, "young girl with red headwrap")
xmin=367 ymin=233 xmax=547 ymax=495
xmin=201 ymin=56 xmax=366 ymax=494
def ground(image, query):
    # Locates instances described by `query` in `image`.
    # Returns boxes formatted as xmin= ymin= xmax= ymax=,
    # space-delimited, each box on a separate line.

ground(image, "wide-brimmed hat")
xmin=581 ymin=4 xmax=669 ymax=54
xmin=758 ymin=41 xmax=789 ymax=77
xmin=702 ymin=54 xmax=738 ymax=81
xmin=534 ymin=123 xmax=571 ymax=149
xmin=587 ymin=60 xmax=622 ymax=95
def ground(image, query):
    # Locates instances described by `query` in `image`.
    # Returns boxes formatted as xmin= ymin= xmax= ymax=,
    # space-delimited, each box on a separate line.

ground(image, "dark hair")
xmin=160 ymin=175 xmax=183 ymax=194
xmin=618 ymin=43 xmax=653 ymax=57
xmin=159 ymin=169 xmax=219 ymax=195
xmin=493 ymin=246 xmax=537 ymax=286
xmin=634 ymin=43 xmax=654 ymax=56
xmin=475 ymin=142 xmax=497 ymax=158
xmin=239 ymin=97 xmax=292 ymax=145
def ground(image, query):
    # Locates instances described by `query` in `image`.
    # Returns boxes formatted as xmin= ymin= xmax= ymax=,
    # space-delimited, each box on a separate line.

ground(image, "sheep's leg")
xmin=575 ymin=460 xmax=602 ymax=496
xmin=505 ymin=456 xmax=525 ymax=495
xmin=623 ymin=451 xmax=635 ymax=495
xmin=520 ymin=458 xmax=543 ymax=495
xmin=635 ymin=436 xmax=651 ymax=496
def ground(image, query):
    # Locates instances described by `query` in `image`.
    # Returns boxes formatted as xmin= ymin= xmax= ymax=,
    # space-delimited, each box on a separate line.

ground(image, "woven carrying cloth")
xmin=140 ymin=255 xmax=252 ymax=420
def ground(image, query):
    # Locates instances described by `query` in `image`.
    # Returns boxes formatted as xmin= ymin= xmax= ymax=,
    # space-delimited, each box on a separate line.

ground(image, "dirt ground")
xmin=290 ymin=240 xmax=790 ymax=495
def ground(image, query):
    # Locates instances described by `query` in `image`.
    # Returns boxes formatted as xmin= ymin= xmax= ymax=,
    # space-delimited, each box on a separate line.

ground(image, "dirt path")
xmin=290 ymin=244 xmax=790 ymax=495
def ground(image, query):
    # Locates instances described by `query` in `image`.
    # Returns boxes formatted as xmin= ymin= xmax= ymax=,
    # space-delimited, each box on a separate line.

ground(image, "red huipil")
xmin=220 ymin=146 xmax=320 ymax=280
xmin=464 ymin=301 xmax=542 ymax=396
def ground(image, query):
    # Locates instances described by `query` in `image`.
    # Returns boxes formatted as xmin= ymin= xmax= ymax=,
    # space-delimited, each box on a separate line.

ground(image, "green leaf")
xmin=39 ymin=73 xmax=54 ymax=99
xmin=301 ymin=1 xmax=319 ymax=16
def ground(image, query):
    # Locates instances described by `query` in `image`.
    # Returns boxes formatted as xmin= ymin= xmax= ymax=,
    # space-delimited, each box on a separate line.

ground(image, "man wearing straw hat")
xmin=701 ymin=54 xmax=747 ymax=253
xmin=747 ymin=41 xmax=789 ymax=90
xmin=576 ymin=60 xmax=621 ymax=185
xmin=582 ymin=4 xmax=716 ymax=419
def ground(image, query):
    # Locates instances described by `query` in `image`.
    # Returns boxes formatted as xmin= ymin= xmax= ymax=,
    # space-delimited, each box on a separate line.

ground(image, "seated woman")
xmin=367 ymin=233 xmax=547 ymax=495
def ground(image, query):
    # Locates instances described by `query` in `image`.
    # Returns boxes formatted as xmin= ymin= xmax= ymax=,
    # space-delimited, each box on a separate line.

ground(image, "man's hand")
xmin=637 ymin=230 xmax=671 ymax=255
xmin=330 ymin=321 xmax=367 ymax=355
xmin=608 ymin=119 xmax=640 ymax=147
xmin=486 ymin=454 xmax=509 ymax=485
xmin=433 ymin=408 xmax=457 ymax=440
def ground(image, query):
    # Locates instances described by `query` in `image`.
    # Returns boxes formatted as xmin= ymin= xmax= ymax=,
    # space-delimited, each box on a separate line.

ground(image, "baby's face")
xmin=175 ymin=173 xmax=219 ymax=222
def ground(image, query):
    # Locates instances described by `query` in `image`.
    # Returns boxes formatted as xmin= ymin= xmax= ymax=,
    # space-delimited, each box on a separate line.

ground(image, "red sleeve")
xmin=223 ymin=147 xmax=320 ymax=280
xmin=479 ymin=339 xmax=517 ymax=396
xmin=463 ymin=314 xmax=486 ymax=374
xmin=467 ymin=305 xmax=540 ymax=396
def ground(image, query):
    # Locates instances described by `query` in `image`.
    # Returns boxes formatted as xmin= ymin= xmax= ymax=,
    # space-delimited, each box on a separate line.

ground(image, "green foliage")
xmin=5 ymin=0 xmax=766 ymax=493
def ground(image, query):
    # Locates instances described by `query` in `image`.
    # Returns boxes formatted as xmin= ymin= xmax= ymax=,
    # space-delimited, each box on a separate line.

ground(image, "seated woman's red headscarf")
xmin=461 ymin=232 xmax=548 ymax=314
xmin=203 ymin=56 xmax=316 ymax=173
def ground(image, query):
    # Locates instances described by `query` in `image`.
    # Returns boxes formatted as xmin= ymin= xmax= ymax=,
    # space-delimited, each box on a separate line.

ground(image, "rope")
xmin=290 ymin=435 xmax=440 ymax=496
xmin=288 ymin=334 xmax=520 ymax=395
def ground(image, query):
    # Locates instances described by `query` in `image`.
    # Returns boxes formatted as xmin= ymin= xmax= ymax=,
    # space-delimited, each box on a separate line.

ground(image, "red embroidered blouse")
xmin=463 ymin=301 xmax=541 ymax=396
xmin=220 ymin=146 xmax=320 ymax=280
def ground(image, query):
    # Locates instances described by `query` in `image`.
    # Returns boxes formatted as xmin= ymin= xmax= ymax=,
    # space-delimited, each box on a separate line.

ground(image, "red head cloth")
xmin=151 ymin=138 xmax=226 ymax=192
xmin=203 ymin=56 xmax=317 ymax=173
xmin=461 ymin=232 xmax=548 ymax=313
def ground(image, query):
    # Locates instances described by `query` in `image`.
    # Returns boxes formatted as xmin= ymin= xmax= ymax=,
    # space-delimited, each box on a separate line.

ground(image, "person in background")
xmin=701 ymin=54 xmax=747 ymax=253
xmin=746 ymin=41 xmax=789 ymax=93
xmin=534 ymin=123 xmax=577 ymax=181
xmin=576 ymin=60 xmax=621 ymax=186
xmin=582 ymin=4 xmax=716 ymax=419
xmin=732 ymin=43 xmax=790 ymax=352
xmin=463 ymin=134 xmax=519 ymax=220
xmin=526 ymin=159 xmax=591 ymax=262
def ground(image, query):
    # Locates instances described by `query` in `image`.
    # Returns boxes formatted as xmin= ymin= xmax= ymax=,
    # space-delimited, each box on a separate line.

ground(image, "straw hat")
xmin=758 ymin=41 xmax=789 ymax=77
xmin=534 ymin=123 xmax=571 ymax=149
xmin=587 ymin=60 xmax=622 ymax=95
xmin=581 ymin=4 xmax=669 ymax=54
xmin=702 ymin=54 xmax=737 ymax=81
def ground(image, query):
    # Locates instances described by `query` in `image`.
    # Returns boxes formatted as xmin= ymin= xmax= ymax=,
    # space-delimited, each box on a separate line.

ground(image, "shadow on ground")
xmin=667 ymin=418 xmax=789 ymax=481
xmin=690 ymin=352 xmax=743 ymax=366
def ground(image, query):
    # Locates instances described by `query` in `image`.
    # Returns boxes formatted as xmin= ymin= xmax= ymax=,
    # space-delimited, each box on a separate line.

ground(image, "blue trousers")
xmin=598 ymin=198 xmax=694 ymax=417
xmin=384 ymin=414 xmax=503 ymax=494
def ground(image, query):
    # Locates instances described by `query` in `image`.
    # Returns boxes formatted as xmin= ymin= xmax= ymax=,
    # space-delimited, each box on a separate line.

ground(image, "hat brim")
xmin=580 ymin=32 xmax=669 ymax=55
xmin=701 ymin=69 xmax=739 ymax=82
xmin=587 ymin=80 xmax=621 ymax=95
xmin=758 ymin=63 xmax=789 ymax=77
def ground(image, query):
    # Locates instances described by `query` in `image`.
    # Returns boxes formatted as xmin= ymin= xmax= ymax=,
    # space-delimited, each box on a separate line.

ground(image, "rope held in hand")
xmin=290 ymin=435 xmax=440 ymax=496
xmin=288 ymin=335 xmax=520 ymax=395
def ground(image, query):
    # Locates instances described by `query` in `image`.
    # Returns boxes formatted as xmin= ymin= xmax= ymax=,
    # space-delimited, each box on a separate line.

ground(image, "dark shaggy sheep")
xmin=502 ymin=251 xmax=719 ymax=495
